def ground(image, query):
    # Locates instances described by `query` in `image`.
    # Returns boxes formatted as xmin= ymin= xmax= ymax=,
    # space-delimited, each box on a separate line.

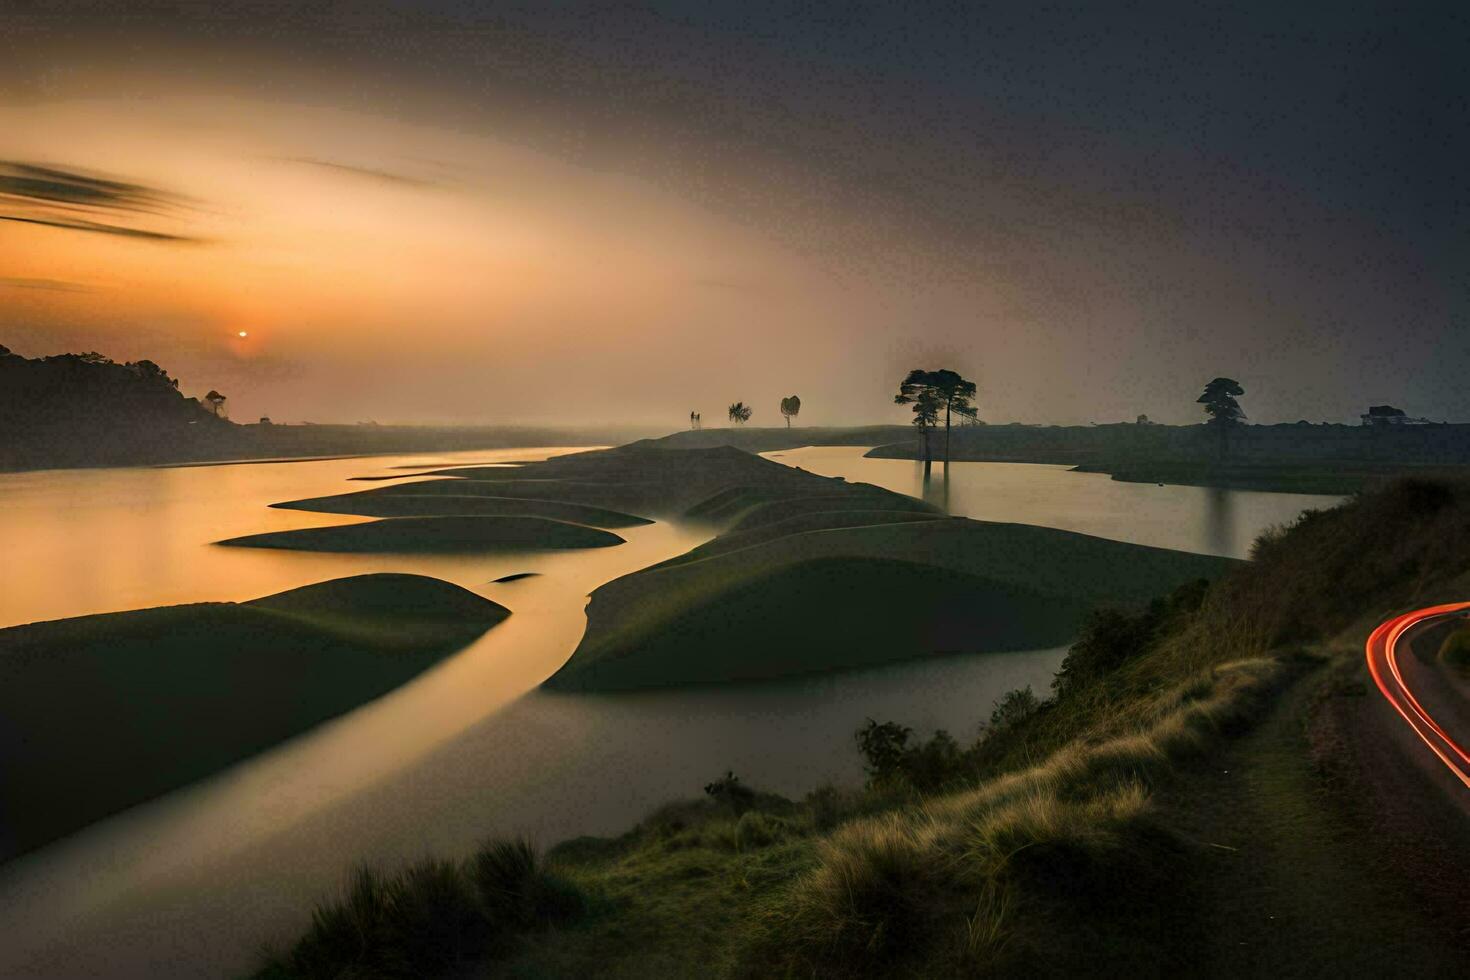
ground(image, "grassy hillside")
xmin=548 ymin=555 xmax=1089 ymax=690
xmin=217 ymin=515 xmax=625 ymax=552
xmin=0 ymin=574 xmax=507 ymax=862
xmin=548 ymin=518 xmax=1233 ymax=691
xmin=259 ymin=477 xmax=1470 ymax=978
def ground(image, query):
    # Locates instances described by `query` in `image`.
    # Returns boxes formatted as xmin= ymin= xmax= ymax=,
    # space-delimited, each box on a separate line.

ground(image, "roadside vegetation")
xmin=258 ymin=477 xmax=1470 ymax=977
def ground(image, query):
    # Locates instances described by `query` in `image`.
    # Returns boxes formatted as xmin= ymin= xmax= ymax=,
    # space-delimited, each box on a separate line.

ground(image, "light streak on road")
xmin=1365 ymin=602 xmax=1470 ymax=790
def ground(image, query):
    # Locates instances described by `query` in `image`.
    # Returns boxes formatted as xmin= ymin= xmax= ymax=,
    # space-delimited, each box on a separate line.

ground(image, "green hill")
xmin=271 ymin=491 xmax=652 ymax=528
xmin=546 ymin=518 xmax=1233 ymax=691
xmin=0 ymin=574 xmax=507 ymax=861
xmin=217 ymin=515 xmax=625 ymax=552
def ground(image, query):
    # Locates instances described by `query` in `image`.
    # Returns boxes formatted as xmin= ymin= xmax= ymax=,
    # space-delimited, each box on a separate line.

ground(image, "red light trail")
xmin=1365 ymin=603 xmax=1470 ymax=789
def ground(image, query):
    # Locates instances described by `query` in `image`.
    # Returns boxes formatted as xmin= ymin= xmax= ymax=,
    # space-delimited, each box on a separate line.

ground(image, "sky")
xmin=1 ymin=2 xmax=1466 ymax=427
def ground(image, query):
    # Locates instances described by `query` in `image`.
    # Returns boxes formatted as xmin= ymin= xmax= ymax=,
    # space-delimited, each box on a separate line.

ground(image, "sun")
xmin=237 ymin=331 xmax=249 ymax=338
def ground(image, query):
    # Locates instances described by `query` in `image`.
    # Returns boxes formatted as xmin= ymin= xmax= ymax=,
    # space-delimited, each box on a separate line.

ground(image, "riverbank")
xmin=862 ymin=422 xmax=1470 ymax=495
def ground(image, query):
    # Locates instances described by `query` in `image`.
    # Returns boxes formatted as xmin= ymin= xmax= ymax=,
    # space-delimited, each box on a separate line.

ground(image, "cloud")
xmin=0 ymin=214 xmax=200 ymax=242
xmin=0 ymin=160 xmax=198 ymax=243
xmin=283 ymin=157 xmax=435 ymax=188
xmin=0 ymin=276 xmax=95 ymax=291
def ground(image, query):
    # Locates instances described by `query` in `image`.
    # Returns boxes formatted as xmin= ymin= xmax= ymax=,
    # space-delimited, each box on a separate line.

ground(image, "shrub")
xmin=855 ymin=719 xmax=914 ymax=786
xmin=384 ymin=858 xmax=484 ymax=974
xmin=469 ymin=838 xmax=583 ymax=927
xmin=258 ymin=840 xmax=584 ymax=979
xmin=855 ymin=720 xmax=965 ymax=792
xmin=733 ymin=810 xmax=789 ymax=851
xmin=988 ymin=687 xmax=1040 ymax=732
xmin=704 ymin=770 xmax=757 ymax=813
xmin=753 ymin=814 xmax=943 ymax=974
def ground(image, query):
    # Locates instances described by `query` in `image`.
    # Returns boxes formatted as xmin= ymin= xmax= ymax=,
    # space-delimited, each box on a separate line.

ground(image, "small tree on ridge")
xmin=779 ymin=395 xmax=801 ymax=428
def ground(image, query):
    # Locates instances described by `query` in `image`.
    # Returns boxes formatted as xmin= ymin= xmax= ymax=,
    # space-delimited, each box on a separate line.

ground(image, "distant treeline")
xmin=0 ymin=347 xmax=657 ymax=472
xmin=0 ymin=346 xmax=231 ymax=469
xmin=866 ymin=419 xmax=1470 ymax=466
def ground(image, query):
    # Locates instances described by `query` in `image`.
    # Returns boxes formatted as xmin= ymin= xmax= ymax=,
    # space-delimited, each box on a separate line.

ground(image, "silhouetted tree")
xmin=1197 ymin=377 xmax=1245 ymax=455
xmin=728 ymin=401 xmax=752 ymax=426
xmin=779 ymin=394 xmax=801 ymax=428
xmin=125 ymin=359 xmax=179 ymax=390
xmin=204 ymin=390 xmax=227 ymax=418
xmin=896 ymin=369 xmax=978 ymax=467
xmin=895 ymin=387 xmax=941 ymax=471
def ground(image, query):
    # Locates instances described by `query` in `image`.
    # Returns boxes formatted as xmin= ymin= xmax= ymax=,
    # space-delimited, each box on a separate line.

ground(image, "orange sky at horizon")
xmin=2 ymin=92 xmax=918 ymax=424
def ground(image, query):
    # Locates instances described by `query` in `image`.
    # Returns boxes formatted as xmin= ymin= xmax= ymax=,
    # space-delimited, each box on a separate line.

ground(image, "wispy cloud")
xmin=0 ymin=214 xmax=199 ymax=242
xmin=0 ymin=160 xmax=200 ymax=243
xmin=0 ymin=276 xmax=95 ymax=291
xmin=283 ymin=157 xmax=436 ymax=188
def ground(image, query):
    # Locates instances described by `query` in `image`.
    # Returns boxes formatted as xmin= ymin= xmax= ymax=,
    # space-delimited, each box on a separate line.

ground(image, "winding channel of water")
xmin=0 ymin=447 xmax=1340 ymax=977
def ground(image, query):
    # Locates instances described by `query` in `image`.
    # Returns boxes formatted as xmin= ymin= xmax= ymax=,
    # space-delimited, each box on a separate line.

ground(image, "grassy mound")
xmin=271 ymin=490 xmax=653 ymax=528
xmin=723 ymin=491 xmax=939 ymax=531
xmin=651 ymin=510 xmax=947 ymax=570
xmin=548 ymin=518 xmax=1232 ymax=690
xmin=0 ymin=574 xmax=507 ymax=861
xmin=549 ymin=555 xmax=1088 ymax=690
xmin=217 ymin=515 xmax=624 ymax=553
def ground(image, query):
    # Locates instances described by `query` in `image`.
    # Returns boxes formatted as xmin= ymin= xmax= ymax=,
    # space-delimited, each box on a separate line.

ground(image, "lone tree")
xmin=895 ymin=386 xmax=942 ymax=471
xmin=779 ymin=394 xmax=801 ymax=428
xmin=1197 ymin=377 xmax=1244 ymax=454
xmin=204 ymin=390 xmax=227 ymax=418
xmin=895 ymin=368 xmax=978 ymax=466
xmin=728 ymin=401 xmax=753 ymax=426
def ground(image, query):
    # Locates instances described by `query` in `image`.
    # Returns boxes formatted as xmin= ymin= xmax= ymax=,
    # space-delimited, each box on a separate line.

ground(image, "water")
xmin=765 ymin=447 xmax=1344 ymax=559
xmin=0 ymin=448 xmax=1337 ymax=977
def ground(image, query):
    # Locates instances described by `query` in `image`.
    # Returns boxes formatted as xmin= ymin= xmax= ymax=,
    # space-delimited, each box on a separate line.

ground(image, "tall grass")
xmin=745 ymin=657 xmax=1288 ymax=977
xmin=256 ymin=838 xmax=582 ymax=979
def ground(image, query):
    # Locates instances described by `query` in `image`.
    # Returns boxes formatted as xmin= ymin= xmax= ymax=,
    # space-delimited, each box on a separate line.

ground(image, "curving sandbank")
xmin=0 ymin=574 xmax=508 ymax=861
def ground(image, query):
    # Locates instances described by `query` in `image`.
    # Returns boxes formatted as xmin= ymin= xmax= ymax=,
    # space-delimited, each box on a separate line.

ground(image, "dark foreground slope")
xmin=548 ymin=517 xmax=1232 ymax=690
xmin=0 ymin=574 xmax=507 ymax=861
xmin=260 ymin=477 xmax=1470 ymax=980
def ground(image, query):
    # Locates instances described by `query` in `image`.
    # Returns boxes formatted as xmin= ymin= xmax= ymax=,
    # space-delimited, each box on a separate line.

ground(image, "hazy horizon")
xmin=3 ymin=3 xmax=1466 ymax=427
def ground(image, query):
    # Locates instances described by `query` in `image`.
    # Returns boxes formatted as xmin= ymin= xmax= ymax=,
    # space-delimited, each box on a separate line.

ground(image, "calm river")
xmin=0 ymin=447 xmax=1340 ymax=977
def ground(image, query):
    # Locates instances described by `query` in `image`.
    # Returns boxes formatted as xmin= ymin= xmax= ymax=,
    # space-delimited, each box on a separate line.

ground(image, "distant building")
xmin=1361 ymin=405 xmax=1431 ymax=426
xmin=1135 ymin=414 xmax=1157 ymax=425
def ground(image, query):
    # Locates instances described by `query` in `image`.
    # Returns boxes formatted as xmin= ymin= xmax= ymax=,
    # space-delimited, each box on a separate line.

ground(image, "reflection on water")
xmin=773 ymin=447 xmax=1342 ymax=559
xmin=1204 ymin=486 xmax=1236 ymax=557
xmin=0 ymin=446 xmax=1338 ymax=977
